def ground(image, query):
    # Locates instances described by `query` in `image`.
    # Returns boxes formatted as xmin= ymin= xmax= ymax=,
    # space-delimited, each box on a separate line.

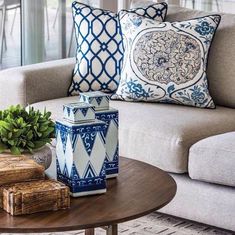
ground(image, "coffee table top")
xmin=0 ymin=157 xmax=176 ymax=233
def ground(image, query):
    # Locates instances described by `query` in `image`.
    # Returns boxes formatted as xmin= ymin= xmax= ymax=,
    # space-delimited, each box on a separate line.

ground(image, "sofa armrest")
xmin=0 ymin=58 xmax=75 ymax=109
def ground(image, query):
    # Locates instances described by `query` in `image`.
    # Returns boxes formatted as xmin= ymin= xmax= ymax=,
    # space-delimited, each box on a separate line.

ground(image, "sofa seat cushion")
xmin=31 ymin=98 xmax=235 ymax=173
xmin=189 ymin=132 xmax=235 ymax=187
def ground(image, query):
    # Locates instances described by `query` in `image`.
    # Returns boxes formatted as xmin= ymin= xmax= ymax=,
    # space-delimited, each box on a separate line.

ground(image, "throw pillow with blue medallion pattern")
xmin=68 ymin=1 xmax=168 ymax=96
xmin=114 ymin=12 xmax=221 ymax=108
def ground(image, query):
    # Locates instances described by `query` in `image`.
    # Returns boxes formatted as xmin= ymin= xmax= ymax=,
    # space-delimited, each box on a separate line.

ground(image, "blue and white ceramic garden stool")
xmin=56 ymin=102 xmax=107 ymax=197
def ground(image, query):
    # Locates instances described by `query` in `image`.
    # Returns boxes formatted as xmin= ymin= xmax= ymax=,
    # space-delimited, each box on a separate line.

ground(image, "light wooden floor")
xmin=1 ymin=0 xmax=235 ymax=71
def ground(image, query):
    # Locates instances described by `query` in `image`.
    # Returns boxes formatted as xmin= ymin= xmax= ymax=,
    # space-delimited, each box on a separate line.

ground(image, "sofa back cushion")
xmin=166 ymin=6 xmax=235 ymax=108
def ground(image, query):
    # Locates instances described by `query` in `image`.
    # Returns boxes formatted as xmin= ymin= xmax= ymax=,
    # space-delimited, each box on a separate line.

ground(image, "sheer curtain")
xmin=21 ymin=0 xmax=45 ymax=65
xmin=20 ymin=0 xmax=117 ymax=66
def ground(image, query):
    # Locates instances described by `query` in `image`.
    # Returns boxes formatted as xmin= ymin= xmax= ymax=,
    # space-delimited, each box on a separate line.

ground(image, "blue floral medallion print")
xmin=115 ymin=12 xmax=221 ymax=108
xmin=126 ymin=79 xmax=153 ymax=99
xmin=68 ymin=2 xmax=168 ymax=96
xmin=195 ymin=21 xmax=215 ymax=36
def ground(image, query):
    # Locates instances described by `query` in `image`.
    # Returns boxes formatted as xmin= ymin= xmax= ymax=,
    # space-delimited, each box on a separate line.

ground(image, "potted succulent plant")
xmin=0 ymin=105 xmax=55 ymax=169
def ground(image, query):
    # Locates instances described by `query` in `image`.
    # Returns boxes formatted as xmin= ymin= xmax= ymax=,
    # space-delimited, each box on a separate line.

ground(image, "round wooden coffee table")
xmin=0 ymin=157 xmax=176 ymax=234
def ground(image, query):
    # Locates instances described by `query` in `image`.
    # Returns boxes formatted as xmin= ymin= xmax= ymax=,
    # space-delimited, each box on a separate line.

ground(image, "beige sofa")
xmin=0 ymin=5 xmax=235 ymax=231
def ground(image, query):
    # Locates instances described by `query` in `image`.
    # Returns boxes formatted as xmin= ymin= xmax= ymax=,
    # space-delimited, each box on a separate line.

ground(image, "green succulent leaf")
xmin=0 ymin=121 xmax=13 ymax=131
xmin=7 ymin=140 xmax=15 ymax=146
xmin=26 ymin=141 xmax=35 ymax=148
xmin=33 ymin=140 xmax=48 ymax=149
xmin=41 ymin=127 xmax=55 ymax=138
xmin=2 ymin=137 xmax=8 ymax=142
xmin=13 ymin=129 xmax=24 ymax=138
xmin=10 ymin=146 xmax=21 ymax=155
xmin=8 ymin=132 xmax=12 ymax=139
xmin=0 ymin=128 xmax=7 ymax=136
xmin=0 ymin=105 xmax=55 ymax=154
xmin=27 ymin=147 xmax=33 ymax=153
xmin=39 ymin=125 xmax=48 ymax=132
xmin=26 ymin=130 xmax=33 ymax=140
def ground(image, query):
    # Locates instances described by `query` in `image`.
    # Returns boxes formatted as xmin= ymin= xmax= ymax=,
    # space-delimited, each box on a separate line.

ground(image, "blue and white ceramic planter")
xmin=79 ymin=91 xmax=110 ymax=111
xmin=96 ymin=108 xmax=119 ymax=178
xmin=63 ymin=102 xmax=95 ymax=123
xmin=56 ymin=119 xmax=107 ymax=197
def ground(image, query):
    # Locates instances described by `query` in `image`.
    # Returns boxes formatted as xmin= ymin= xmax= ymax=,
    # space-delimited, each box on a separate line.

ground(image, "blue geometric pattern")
xmin=63 ymin=103 xmax=95 ymax=123
xmin=64 ymin=106 xmax=71 ymax=116
xmin=95 ymin=109 xmax=119 ymax=177
xmin=57 ymin=162 xmax=106 ymax=194
xmin=84 ymin=164 xmax=97 ymax=178
xmin=60 ymin=130 xmax=68 ymax=153
xmin=115 ymin=13 xmax=221 ymax=108
xmin=79 ymin=91 xmax=110 ymax=111
xmin=94 ymin=97 xmax=103 ymax=106
xmin=80 ymin=107 xmax=89 ymax=117
xmin=68 ymin=2 xmax=168 ymax=96
xmin=56 ymin=120 xmax=107 ymax=196
xmin=80 ymin=132 xmax=97 ymax=156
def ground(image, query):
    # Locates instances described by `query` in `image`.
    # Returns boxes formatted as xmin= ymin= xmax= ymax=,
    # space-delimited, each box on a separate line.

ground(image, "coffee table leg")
xmin=85 ymin=228 xmax=95 ymax=235
xmin=85 ymin=224 xmax=118 ymax=235
xmin=107 ymin=224 xmax=118 ymax=235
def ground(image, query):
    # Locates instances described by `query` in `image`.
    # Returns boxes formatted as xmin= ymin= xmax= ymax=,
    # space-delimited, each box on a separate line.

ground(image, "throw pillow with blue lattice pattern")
xmin=114 ymin=12 xmax=221 ymax=108
xmin=68 ymin=2 xmax=168 ymax=96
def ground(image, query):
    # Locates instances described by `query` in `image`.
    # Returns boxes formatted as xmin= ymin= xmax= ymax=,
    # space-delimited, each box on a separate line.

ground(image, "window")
xmin=0 ymin=0 xmax=108 ymax=70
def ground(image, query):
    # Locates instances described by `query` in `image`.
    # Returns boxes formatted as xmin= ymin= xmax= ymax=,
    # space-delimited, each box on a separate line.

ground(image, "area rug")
xmin=2 ymin=212 xmax=233 ymax=235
